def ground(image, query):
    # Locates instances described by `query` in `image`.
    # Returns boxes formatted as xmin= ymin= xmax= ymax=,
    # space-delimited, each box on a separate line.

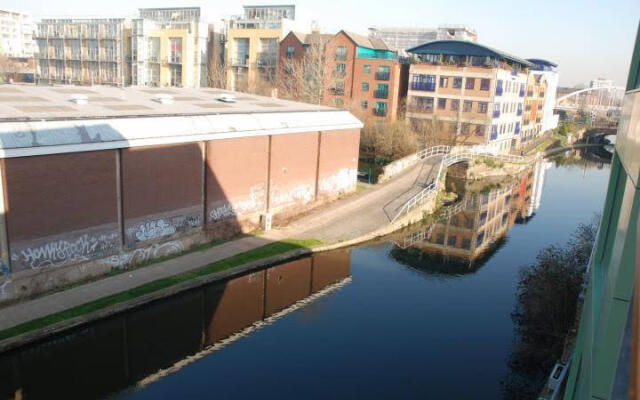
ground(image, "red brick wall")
xmin=121 ymin=143 xmax=203 ymax=246
xmin=206 ymin=136 xmax=269 ymax=227
xmin=265 ymin=258 xmax=312 ymax=316
xmin=317 ymin=129 xmax=359 ymax=196
xmin=3 ymin=151 xmax=119 ymax=271
xmin=324 ymin=32 xmax=356 ymax=108
xmin=269 ymin=132 xmax=319 ymax=210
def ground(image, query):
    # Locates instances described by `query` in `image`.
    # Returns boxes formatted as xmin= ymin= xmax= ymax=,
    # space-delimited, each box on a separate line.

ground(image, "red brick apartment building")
xmin=0 ymin=85 xmax=362 ymax=303
xmin=322 ymin=31 xmax=408 ymax=121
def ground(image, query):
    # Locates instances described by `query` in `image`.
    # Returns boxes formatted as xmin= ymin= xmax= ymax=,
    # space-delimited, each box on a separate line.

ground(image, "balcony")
xmin=373 ymin=108 xmax=387 ymax=117
xmin=410 ymin=82 xmax=435 ymax=91
xmin=375 ymin=71 xmax=390 ymax=81
xmin=231 ymin=57 xmax=249 ymax=67
xmin=373 ymin=90 xmax=388 ymax=99
xmin=493 ymin=110 xmax=500 ymax=118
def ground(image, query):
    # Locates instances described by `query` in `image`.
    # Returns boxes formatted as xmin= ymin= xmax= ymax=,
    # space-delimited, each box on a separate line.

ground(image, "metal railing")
xmin=389 ymin=146 xmax=535 ymax=223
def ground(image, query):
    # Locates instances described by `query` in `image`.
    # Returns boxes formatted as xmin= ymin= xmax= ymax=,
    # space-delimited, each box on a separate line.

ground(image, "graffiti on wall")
xmin=270 ymin=183 xmax=314 ymax=208
xmin=0 ymin=262 xmax=10 ymax=299
xmin=10 ymin=231 xmax=120 ymax=270
xmin=209 ymin=184 xmax=266 ymax=223
xmin=102 ymin=240 xmax=185 ymax=269
xmin=319 ymin=168 xmax=357 ymax=194
xmin=127 ymin=213 xmax=202 ymax=244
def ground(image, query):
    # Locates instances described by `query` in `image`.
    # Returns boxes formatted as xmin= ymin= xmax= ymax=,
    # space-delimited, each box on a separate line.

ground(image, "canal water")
xmin=0 ymin=152 xmax=611 ymax=400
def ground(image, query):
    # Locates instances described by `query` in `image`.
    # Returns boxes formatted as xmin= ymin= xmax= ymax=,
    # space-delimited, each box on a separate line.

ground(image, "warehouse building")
xmin=0 ymin=85 xmax=362 ymax=302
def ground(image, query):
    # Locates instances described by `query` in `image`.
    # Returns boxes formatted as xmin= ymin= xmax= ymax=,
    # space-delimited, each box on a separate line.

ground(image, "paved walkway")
xmin=0 ymin=158 xmax=437 ymax=332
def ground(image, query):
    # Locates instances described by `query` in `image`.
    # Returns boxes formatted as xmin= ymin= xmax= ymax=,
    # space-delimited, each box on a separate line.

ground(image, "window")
xmin=474 ymin=125 xmax=485 ymax=137
xmin=376 ymin=65 xmax=390 ymax=80
xmin=451 ymin=99 xmax=459 ymax=111
xmin=336 ymin=63 xmax=346 ymax=73
xmin=461 ymin=238 xmax=471 ymax=249
xmin=335 ymin=98 xmax=344 ymax=107
xmin=447 ymin=236 xmax=457 ymax=246
xmin=361 ymin=100 xmax=368 ymax=109
xmin=465 ymin=78 xmax=475 ymax=90
xmin=411 ymin=74 xmax=436 ymax=91
xmin=463 ymin=100 xmax=472 ymax=112
xmin=440 ymin=76 xmax=448 ymax=88
xmin=375 ymin=83 xmax=389 ymax=98
xmin=169 ymin=37 xmax=182 ymax=63
xmin=363 ymin=64 xmax=370 ymax=73
xmin=478 ymin=102 xmax=488 ymax=113
xmin=362 ymin=82 xmax=369 ymax=91
xmin=170 ymin=64 xmax=181 ymax=86
xmin=461 ymin=123 xmax=470 ymax=136
xmin=336 ymin=46 xmax=347 ymax=60
xmin=438 ymin=98 xmax=446 ymax=110
xmin=286 ymin=45 xmax=294 ymax=57
xmin=496 ymin=79 xmax=503 ymax=95
xmin=480 ymin=78 xmax=490 ymax=90
xmin=453 ymin=77 xmax=463 ymax=89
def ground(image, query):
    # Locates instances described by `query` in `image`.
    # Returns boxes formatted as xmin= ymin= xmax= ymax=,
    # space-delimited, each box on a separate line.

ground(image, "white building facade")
xmin=0 ymin=9 xmax=35 ymax=58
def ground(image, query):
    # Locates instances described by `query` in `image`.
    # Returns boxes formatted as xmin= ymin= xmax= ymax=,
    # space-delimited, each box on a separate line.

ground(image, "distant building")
xmin=131 ymin=7 xmax=211 ymax=87
xmin=324 ymin=30 xmax=408 ymax=121
xmin=527 ymin=59 xmax=559 ymax=133
xmin=406 ymin=40 xmax=530 ymax=153
xmin=369 ymin=25 xmax=477 ymax=56
xmin=589 ymin=77 xmax=614 ymax=88
xmin=519 ymin=71 xmax=547 ymax=146
xmin=35 ymin=18 xmax=128 ymax=85
xmin=226 ymin=4 xmax=298 ymax=94
xmin=0 ymin=9 xmax=35 ymax=58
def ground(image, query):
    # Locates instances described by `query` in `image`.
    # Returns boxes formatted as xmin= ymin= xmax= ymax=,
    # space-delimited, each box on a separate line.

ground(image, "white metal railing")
xmin=389 ymin=145 xmax=537 ymax=223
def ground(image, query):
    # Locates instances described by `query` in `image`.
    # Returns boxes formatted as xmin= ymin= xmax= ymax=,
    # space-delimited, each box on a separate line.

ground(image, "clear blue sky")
xmin=7 ymin=0 xmax=639 ymax=87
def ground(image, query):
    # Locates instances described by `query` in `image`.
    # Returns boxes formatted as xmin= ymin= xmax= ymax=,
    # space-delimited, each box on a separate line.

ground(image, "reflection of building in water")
xmin=0 ymin=251 xmax=351 ymax=400
xmin=394 ymin=163 xmax=546 ymax=269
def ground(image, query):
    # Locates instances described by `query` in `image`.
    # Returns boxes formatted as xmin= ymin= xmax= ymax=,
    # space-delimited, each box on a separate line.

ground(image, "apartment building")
xmin=405 ymin=40 xmax=530 ymax=153
xmin=0 ymin=9 xmax=35 ymax=58
xmin=369 ymin=25 xmax=477 ymax=56
xmin=130 ymin=7 xmax=210 ymax=88
xmin=324 ymin=30 xmax=408 ymax=121
xmin=277 ymin=31 xmax=332 ymax=102
xmin=526 ymin=59 xmax=559 ymax=133
xmin=226 ymin=5 xmax=297 ymax=94
xmin=35 ymin=18 xmax=128 ymax=85
xmin=519 ymin=71 xmax=547 ymax=146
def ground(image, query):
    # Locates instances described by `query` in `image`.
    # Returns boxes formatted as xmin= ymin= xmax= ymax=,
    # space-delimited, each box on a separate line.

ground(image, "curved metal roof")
xmin=526 ymin=58 xmax=558 ymax=67
xmin=407 ymin=40 xmax=532 ymax=67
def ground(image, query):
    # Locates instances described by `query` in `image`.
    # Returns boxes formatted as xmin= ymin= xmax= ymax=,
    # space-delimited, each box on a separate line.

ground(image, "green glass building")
xmin=563 ymin=23 xmax=640 ymax=399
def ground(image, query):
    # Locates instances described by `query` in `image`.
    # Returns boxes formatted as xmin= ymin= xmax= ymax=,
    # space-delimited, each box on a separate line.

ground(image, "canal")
xmin=0 ymin=151 xmax=611 ymax=400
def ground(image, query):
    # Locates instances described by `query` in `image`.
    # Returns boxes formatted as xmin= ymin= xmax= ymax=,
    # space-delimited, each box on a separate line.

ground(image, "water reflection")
xmin=391 ymin=160 xmax=552 ymax=273
xmin=0 ymin=251 xmax=351 ymax=400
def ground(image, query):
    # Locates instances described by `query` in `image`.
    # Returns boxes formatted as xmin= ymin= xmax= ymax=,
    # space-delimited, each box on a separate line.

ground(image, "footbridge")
xmin=384 ymin=146 xmax=535 ymax=223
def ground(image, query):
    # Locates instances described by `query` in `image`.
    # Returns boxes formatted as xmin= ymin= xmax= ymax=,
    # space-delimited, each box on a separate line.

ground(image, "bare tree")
xmin=0 ymin=53 xmax=18 ymax=83
xmin=207 ymin=56 xmax=227 ymax=89
xmin=278 ymin=34 xmax=329 ymax=104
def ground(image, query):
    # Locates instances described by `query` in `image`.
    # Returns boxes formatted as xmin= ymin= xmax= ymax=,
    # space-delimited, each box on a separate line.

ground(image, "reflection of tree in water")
xmin=501 ymin=219 xmax=597 ymax=399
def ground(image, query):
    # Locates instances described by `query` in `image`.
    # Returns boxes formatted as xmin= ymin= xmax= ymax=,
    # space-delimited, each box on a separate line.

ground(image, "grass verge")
xmin=0 ymin=238 xmax=322 ymax=342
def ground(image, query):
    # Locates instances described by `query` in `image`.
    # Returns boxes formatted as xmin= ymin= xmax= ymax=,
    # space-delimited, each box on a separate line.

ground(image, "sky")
xmin=6 ymin=0 xmax=639 ymax=87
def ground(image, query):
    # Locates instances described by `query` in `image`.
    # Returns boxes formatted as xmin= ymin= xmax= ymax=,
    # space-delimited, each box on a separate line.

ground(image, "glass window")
xmin=480 ymin=78 xmax=490 ymax=90
xmin=362 ymin=82 xmax=369 ymax=91
xmin=453 ymin=77 xmax=463 ymax=89
xmin=465 ymin=78 xmax=475 ymax=90
xmin=438 ymin=98 xmax=446 ymax=109
xmin=286 ymin=45 xmax=294 ymax=57
xmin=478 ymin=102 xmax=488 ymax=113
xmin=335 ymin=98 xmax=343 ymax=107
xmin=336 ymin=46 xmax=347 ymax=60
xmin=463 ymin=100 xmax=473 ymax=112
xmin=440 ymin=76 xmax=448 ymax=88
xmin=361 ymin=100 xmax=368 ymax=109
xmin=363 ymin=64 xmax=370 ymax=73
xmin=451 ymin=99 xmax=459 ymax=111
xmin=169 ymin=37 xmax=182 ymax=63
xmin=447 ymin=236 xmax=457 ymax=246
xmin=336 ymin=63 xmax=346 ymax=73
